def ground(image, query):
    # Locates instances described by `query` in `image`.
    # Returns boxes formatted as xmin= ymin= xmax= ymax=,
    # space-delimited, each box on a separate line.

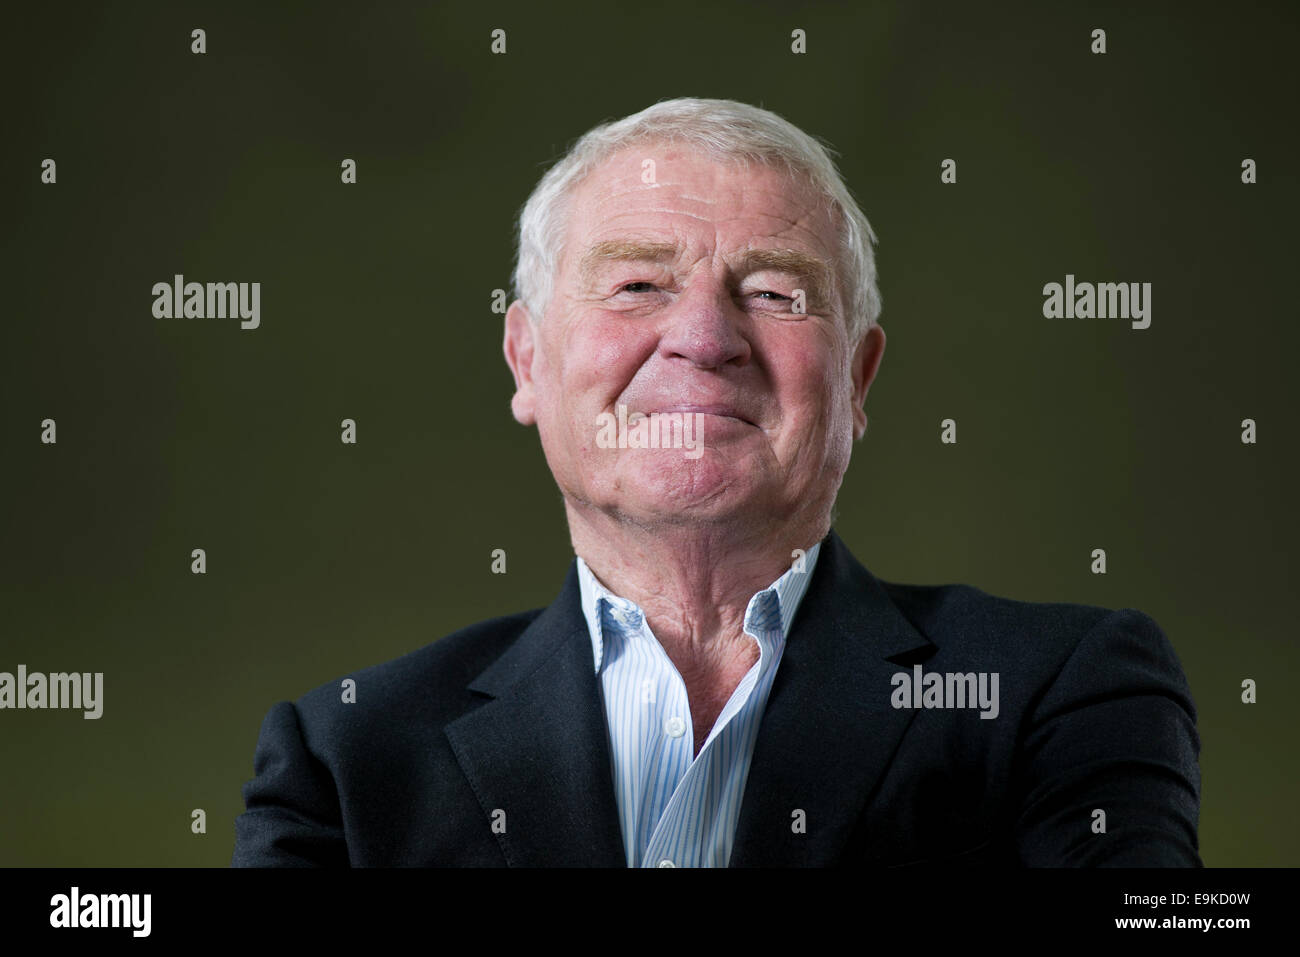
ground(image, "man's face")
xmin=504 ymin=144 xmax=885 ymax=531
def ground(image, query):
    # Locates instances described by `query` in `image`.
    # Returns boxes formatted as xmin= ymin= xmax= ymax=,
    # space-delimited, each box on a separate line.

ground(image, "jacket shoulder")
xmin=875 ymin=577 xmax=1175 ymax=674
xmin=292 ymin=608 xmax=545 ymax=739
xmin=882 ymin=578 xmax=1114 ymax=636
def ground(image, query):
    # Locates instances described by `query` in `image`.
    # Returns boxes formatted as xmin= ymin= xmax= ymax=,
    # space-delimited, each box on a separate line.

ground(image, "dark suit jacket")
xmin=231 ymin=529 xmax=1201 ymax=867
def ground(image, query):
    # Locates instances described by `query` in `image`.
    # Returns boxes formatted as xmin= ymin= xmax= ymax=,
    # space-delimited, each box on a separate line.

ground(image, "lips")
xmin=651 ymin=404 xmax=756 ymax=426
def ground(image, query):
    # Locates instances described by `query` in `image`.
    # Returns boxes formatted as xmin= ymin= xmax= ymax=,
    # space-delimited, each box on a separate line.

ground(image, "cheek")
xmin=564 ymin=317 xmax=656 ymax=399
xmin=771 ymin=342 xmax=838 ymax=417
xmin=533 ymin=318 xmax=655 ymax=453
xmin=770 ymin=347 xmax=851 ymax=461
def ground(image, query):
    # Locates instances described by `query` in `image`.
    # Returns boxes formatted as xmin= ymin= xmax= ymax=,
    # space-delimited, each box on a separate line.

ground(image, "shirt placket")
xmin=641 ymin=618 xmax=777 ymax=867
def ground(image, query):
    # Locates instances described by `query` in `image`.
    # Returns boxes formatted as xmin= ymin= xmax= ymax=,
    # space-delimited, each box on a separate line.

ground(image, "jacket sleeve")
xmin=231 ymin=700 xmax=351 ymax=867
xmin=1013 ymin=608 xmax=1202 ymax=866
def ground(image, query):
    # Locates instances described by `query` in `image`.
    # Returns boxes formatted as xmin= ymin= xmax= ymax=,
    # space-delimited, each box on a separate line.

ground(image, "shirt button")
xmin=664 ymin=716 xmax=686 ymax=738
xmin=658 ymin=859 xmax=676 ymax=868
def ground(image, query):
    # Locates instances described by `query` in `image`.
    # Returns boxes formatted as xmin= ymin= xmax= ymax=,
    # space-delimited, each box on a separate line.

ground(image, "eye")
xmin=754 ymin=291 xmax=789 ymax=301
xmin=618 ymin=281 xmax=658 ymax=294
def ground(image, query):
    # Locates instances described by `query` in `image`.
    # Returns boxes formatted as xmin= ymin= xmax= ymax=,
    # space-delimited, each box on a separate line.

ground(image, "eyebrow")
xmin=576 ymin=239 xmax=837 ymax=309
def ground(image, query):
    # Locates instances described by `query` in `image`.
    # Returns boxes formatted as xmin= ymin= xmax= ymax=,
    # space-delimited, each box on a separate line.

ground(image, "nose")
xmin=656 ymin=274 xmax=752 ymax=370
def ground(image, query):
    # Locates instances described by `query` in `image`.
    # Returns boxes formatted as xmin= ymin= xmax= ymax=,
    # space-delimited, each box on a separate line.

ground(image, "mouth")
xmin=654 ymin=405 xmax=756 ymax=427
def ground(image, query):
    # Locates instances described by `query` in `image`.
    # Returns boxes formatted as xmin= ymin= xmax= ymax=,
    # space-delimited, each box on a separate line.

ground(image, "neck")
xmin=566 ymin=502 xmax=828 ymax=657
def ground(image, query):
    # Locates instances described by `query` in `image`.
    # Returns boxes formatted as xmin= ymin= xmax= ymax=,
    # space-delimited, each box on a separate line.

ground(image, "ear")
xmin=850 ymin=323 xmax=886 ymax=440
xmin=503 ymin=300 xmax=539 ymax=426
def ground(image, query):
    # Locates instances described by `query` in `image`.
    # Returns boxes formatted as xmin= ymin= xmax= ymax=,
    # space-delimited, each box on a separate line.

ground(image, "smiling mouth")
xmin=653 ymin=406 xmax=756 ymax=427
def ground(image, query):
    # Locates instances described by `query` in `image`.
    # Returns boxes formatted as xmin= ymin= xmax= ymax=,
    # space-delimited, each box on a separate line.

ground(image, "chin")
xmin=609 ymin=454 xmax=767 ymax=521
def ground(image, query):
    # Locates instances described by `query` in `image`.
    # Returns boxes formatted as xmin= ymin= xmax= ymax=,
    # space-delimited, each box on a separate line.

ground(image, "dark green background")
xmin=2 ymin=0 xmax=1295 ymax=866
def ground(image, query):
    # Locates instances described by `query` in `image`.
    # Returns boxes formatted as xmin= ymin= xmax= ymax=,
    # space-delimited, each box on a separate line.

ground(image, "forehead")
xmin=559 ymin=145 xmax=838 ymax=265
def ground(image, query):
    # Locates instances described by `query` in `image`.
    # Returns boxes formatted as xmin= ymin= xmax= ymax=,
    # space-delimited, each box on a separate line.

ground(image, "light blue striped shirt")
xmin=575 ymin=542 xmax=822 ymax=868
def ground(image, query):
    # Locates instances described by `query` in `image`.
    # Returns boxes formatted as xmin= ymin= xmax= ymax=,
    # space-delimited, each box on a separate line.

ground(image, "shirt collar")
xmin=575 ymin=542 xmax=823 ymax=674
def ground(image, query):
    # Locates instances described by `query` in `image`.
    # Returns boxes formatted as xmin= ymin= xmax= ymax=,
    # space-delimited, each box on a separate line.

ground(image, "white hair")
xmin=511 ymin=97 xmax=882 ymax=345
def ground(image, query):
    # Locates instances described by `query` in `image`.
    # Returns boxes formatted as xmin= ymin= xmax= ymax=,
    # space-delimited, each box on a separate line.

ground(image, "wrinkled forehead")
xmin=557 ymin=145 xmax=840 ymax=276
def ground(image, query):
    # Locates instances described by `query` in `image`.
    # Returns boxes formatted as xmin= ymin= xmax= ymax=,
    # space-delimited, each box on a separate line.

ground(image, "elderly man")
xmin=232 ymin=98 xmax=1201 ymax=868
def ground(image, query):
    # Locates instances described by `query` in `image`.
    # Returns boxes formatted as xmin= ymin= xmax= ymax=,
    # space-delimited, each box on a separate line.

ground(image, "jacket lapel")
xmin=728 ymin=529 xmax=935 ymax=866
xmin=443 ymin=562 xmax=627 ymax=867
